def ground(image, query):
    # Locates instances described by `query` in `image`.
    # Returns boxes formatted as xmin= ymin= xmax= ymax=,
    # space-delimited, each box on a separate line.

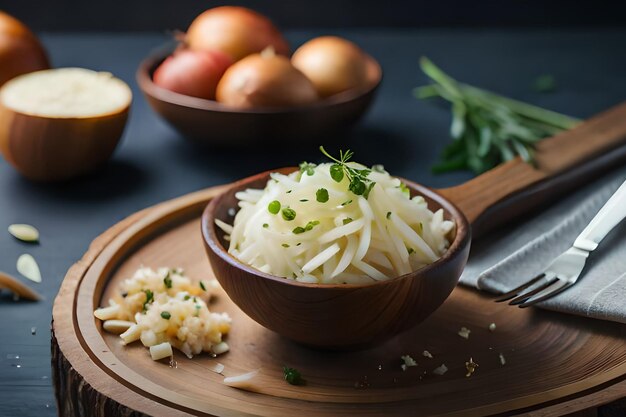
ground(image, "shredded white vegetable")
xmin=217 ymin=163 xmax=454 ymax=284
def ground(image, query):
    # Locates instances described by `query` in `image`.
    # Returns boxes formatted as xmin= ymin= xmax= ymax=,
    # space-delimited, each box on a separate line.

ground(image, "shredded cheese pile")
xmin=217 ymin=163 xmax=453 ymax=284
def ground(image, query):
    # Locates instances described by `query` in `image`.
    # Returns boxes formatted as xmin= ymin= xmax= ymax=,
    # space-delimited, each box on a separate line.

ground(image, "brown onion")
xmin=0 ymin=12 xmax=49 ymax=86
xmin=186 ymin=6 xmax=289 ymax=62
xmin=153 ymin=49 xmax=232 ymax=100
xmin=291 ymin=36 xmax=369 ymax=98
xmin=216 ymin=51 xmax=318 ymax=109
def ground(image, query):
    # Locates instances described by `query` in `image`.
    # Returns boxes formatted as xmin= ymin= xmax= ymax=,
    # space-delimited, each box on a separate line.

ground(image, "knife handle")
xmin=574 ymin=179 xmax=626 ymax=252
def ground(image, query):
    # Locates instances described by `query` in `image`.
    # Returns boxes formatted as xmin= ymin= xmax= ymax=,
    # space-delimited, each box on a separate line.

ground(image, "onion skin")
xmin=153 ymin=49 xmax=232 ymax=100
xmin=292 ymin=36 xmax=369 ymax=98
xmin=0 ymin=12 xmax=49 ymax=86
xmin=186 ymin=6 xmax=289 ymax=62
xmin=216 ymin=53 xmax=318 ymax=109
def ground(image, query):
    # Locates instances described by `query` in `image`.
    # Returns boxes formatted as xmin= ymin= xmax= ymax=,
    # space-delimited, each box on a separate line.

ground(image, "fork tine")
xmin=494 ymin=273 xmax=546 ymax=302
xmin=519 ymin=281 xmax=573 ymax=308
xmin=508 ymin=277 xmax=559 ymax=305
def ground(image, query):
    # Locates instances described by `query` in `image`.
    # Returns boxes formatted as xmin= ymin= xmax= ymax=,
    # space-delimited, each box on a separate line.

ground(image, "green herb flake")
xmin=283 ymin=366 xmax=304 ymax=385
xmin=282 ymin=208 xmax=296 ymax=221
xmin=305 ymin=220 xmax=320 ymax=231
xmin=329 ymin=163 xmax=344 ymax=182
xmin=142 ymin=289 xmax=154 ymax=312
xmin=263 ymin=223 xmax=269 ymax=228
xmin=298 ymin=161 xmax=317 ymax=176
xmin=398 ymin=182 xmax=410 ymax=196
xmin=286 ymin=190 xmax=292 ymax=194
xmin=532 ymin=74 xmax=557 ymax=93
xmin=386 ymin=212 xmax=392 ymax=219
xmin=268 ymin=200 xmax=281 ymax=215
xmin=293 ymin=226 xmax=306 ymax=234
xmin=341 ymin=200 xmax=353 ymax=206
xmin=184 ymin=295 xmax=191 ymax=301
xmin=200 ymin=281 xmax=206 ymax=291
xmin=316 ymin=188 xmax=329 ymax=203
xmin=296 ymin=242 xmax=302 ymax=246
xmin=282 ymin=243 xmax=290 ymax=248
xmin=163 ymin=272 xmax=172 ymax=289
xmin=161 ymin=311 xmax=171 ymax=320
xmin=343 ymin=218 xmax=353 ymax=225
xmin=407 ymin=247 xmax=415 ymax=255
xmin=299 ymin=199 xmax=309 ymax=202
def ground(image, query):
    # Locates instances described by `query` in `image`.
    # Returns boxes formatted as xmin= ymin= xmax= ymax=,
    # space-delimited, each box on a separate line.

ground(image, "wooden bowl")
xmin=136 ymin=50 xmax=382 ymax=146
xmin=202 ymin=168 xmax=471 ymax=349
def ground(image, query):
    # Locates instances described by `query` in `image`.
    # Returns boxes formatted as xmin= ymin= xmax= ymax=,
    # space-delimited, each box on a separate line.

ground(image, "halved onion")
xmin=0 ymin=68 xmax=132 ymax=181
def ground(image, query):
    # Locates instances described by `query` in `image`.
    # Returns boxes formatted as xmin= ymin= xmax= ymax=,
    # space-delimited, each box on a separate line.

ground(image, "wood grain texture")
xmin=439 ymin=101 xmax=626 ymax=235
xmin=136 ymin=50 xmax=381 ymax=145
xmin=202 ymin=168 xmax=470 ymax=348
xmin=52 ymin=184 xmax=626 ymax=417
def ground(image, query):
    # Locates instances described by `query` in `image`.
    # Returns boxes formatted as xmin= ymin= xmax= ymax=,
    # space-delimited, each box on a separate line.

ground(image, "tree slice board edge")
xmin=52 ymin=185 xmax=626 ymax=417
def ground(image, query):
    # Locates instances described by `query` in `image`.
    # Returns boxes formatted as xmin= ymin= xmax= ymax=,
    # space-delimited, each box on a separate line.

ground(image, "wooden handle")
xmin=438 ymin=101 xmax=626 ymax=237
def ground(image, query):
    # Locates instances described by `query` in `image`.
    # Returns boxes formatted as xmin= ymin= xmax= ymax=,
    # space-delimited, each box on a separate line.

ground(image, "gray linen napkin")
xmin=459 ymin=166 xmax=626 ymax=324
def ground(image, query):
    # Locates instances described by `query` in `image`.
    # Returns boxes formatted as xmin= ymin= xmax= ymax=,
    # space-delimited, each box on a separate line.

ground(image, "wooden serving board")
xmin=52 ymin=185 xmax=626 ymax=417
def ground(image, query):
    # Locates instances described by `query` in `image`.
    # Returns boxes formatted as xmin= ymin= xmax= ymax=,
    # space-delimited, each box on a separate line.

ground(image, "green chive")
xmin=200 ymin=281 xmax=206 ymax=291
xmin=299 ymin=199 xmax=308 ymax=202
xmin=386 ymin=212 xmax=392 ymax=219
xmin=161 ymin=311 xmax=171 ymax=320
xmin=163 ymin=272 xmax=172 ymax=289
xmin=282 ymin=243 xmax=290 ymax=248
xmin=293 ymin=227 xmax=306 ymax=234
xmin=305 ymin=220 xmax=320 ymax=231
xmin=316 ymin=188 xmax=329 ymax=203
xmin=341 ymin=200 xmax=352 ymax=206
xmin=263 ymin=223 xmax=269 ymax=228
xmin=268 ymin=200 xmax=281 ymax=215
xmin=282 ymin=208 xmax=296 ymax=221
xmin=343 ymin=218 xmax=353 ymax=225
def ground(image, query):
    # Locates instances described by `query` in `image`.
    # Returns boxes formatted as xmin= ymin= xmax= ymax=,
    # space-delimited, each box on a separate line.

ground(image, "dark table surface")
xmin=1 ymin=29 xmax=626 ymax=417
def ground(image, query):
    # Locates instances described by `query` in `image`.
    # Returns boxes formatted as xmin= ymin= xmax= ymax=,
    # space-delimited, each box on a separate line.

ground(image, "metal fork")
xmin=496 ymin=178 xmax=626 ymax=308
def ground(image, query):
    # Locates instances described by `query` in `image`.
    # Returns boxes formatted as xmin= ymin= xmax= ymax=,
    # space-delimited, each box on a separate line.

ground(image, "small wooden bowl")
xmin=202 ymin=168 xmax=471 ymax=349
xmin=136 ymin=50 xmax=382 ymax=146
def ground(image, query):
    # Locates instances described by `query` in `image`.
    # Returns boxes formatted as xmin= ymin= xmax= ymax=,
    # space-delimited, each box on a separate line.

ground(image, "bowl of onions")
xmin=202 ymin=151 xmax=470 ymax=349
xmin=137 ymin=6 xmax=382 ymax=146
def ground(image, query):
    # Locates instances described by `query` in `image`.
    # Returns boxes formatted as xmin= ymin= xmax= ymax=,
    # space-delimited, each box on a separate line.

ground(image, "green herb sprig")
xmin=319 ymin=146 xmax=375 ymax=198
xmin=415 ymin=57 xmax=580 ymax=174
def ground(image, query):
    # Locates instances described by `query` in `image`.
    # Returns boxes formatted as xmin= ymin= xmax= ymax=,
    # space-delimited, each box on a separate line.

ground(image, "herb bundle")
xmin=415 ymin=57 xmax=580 ymax=174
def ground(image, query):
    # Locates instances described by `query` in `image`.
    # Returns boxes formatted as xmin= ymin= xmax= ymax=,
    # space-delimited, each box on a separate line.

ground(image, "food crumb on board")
xmin=465 ymin=357 xmax=479 ymax=377
xmin=433 ymin=364 xmax=448 ymax=376
xmin=400 ymin=355 xmax=417 ymax=371
xmin=488 ymin=322 xmax=496 ymax=332
xmin=458 ymin=327 xmax=471 ymax=339
xmin=499 ymin=353 xmax=506 ymax=366
xmin=422 ymin=350 xmax=433 ymax=359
